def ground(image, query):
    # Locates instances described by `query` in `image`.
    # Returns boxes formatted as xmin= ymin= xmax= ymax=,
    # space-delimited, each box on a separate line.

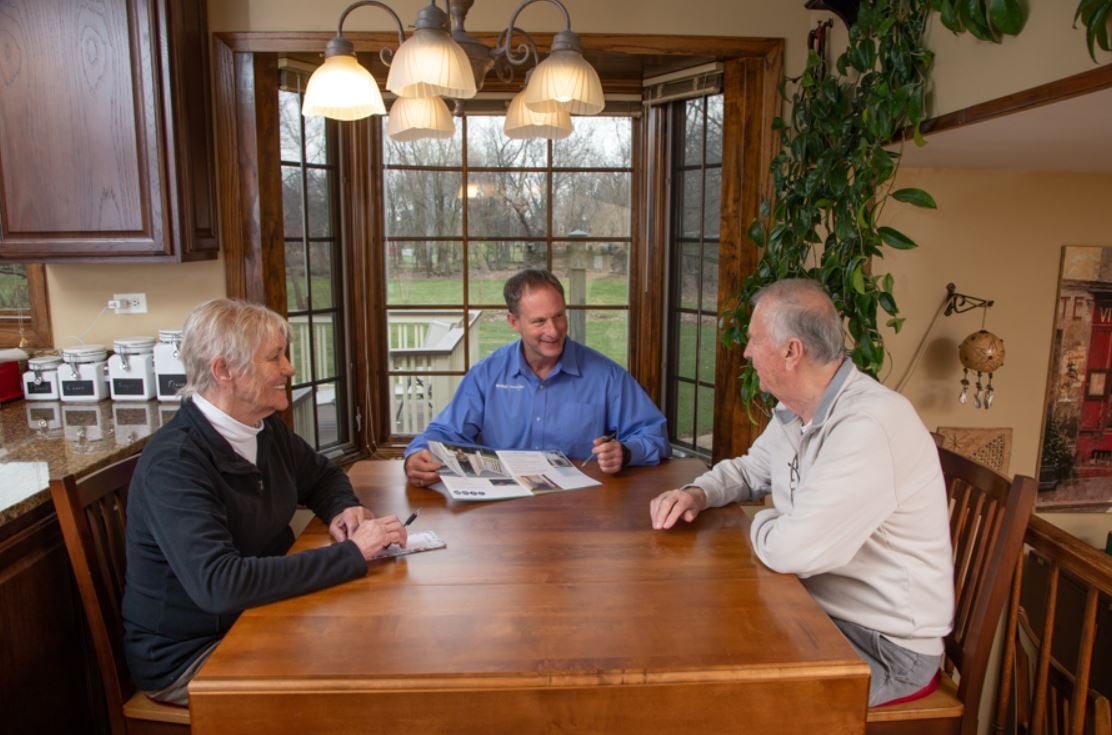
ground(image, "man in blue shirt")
xmin=404 ymin=268 xmax=671 ymax=486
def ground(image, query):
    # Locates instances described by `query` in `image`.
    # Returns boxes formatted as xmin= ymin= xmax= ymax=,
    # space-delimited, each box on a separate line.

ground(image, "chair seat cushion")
xmin=874 ymin=670 xmax=941 ymax=707
xmin=867 ymin=672 xmax=963 ymax=722
xmin=123 ymin=691 xmax=191 ymax=725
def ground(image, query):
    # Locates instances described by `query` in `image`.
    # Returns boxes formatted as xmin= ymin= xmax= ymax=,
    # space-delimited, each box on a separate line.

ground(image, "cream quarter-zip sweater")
xmin=692 ymin=360 xmax=953 ymax=655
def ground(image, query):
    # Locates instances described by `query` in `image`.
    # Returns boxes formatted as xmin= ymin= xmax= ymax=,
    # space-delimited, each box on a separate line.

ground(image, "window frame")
xmin=0 ymin=264 xmax=51 ymax=348
xmin=377 ymin=113 xmax=639 ymax=441
xmin=213 ymin=33 xmax=783 ymax=464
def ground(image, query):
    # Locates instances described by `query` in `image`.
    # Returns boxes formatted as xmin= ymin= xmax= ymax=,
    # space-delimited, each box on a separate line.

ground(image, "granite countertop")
xmin=0 ymin=399 xmax=179 ymax=526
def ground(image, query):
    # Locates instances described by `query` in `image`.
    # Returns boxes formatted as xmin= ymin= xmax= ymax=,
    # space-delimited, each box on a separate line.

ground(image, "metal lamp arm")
xmin=495 ymin=0 xmax=573 ymax=65
xmin=327 ymin=0 xmax=408 ymax=66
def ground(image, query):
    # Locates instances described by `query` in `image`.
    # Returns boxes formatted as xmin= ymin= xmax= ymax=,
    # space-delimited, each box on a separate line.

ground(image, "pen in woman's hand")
xmin=580 ymin=432 xmax=617 ymax=468
xmin=403 ymin=510 xmax=419 ymax=527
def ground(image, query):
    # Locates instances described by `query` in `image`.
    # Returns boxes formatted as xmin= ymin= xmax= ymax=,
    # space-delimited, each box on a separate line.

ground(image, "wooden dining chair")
xmin=866 ymin=447 xmax=1037 ymax=735
xmin=50 ymin=455 xmax=190 ymax=735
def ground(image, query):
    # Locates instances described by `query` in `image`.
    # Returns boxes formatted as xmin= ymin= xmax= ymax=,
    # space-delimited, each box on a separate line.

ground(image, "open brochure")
xmin=372 ymin=531 xmax=446 ymax=560
xmin=427 ymin=440 xmax=601 ymax=501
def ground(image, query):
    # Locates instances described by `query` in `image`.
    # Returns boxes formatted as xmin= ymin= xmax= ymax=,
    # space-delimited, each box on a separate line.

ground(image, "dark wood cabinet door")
xmin=0 ymin=0 xmax=216 ymax=262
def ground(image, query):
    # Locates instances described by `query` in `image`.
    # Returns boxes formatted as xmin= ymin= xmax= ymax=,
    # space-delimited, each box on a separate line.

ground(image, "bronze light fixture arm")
xmin=943 ymin=282 xmax=995 ymax=317
xmin=494 ymin=0 xmax=580 ymax=66
xmin=325 ymin=0 xmax=408 ymax=67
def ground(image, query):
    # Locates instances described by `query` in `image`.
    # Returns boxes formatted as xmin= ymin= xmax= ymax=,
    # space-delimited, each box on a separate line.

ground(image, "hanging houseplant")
xmin=720 ymin=0 xmax=1110 ymax=417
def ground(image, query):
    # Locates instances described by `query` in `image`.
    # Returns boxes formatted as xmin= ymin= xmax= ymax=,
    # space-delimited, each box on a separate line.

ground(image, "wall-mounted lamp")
xmin=302 ymin=0 xmax=604 ymax=142
xmin=895 ymin=283 xmax=1005 ymax=410
xmin=945 ymin=283 xmax=1005 ymax=409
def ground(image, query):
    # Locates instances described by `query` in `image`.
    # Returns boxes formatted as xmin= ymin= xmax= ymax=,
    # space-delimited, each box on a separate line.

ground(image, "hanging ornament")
xmin=958 ymin=329 xmax=1005 ymax=409
xmin=959 ymin=368 xmax=969 ymax=405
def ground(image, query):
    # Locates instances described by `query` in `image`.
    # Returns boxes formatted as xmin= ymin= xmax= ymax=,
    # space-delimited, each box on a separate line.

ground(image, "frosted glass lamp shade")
xmin=523 ymin=49 xmax=604 ymax=115
xmin=387 ymin=96 xmax=455 ymax=141
xmin=504 ymin=90 xmax=572 ymax=139
xmin=386 ymin=28 xmax=478 ymax=100
xmin=302 ymin=54 xmax=386 ymax=120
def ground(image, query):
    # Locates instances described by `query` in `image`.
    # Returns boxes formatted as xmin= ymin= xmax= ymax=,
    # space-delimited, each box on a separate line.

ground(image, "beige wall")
xmin=207 ymin=0 xmax=816 ymax=74
xmin=880 ymin=167 xmax=1112 ymax=546
xmin=45 ymin=258 xmax=225 ymax=349
xmin=40 ymin=2 xmax=1112 ymax=544
xmin=926 ymin=4 xmax=1112 ymax=118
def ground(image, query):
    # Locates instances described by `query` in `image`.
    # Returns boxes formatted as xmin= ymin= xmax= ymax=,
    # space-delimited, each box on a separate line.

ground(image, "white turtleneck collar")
xmin=192 ymin=392 xmax=264 ymax=466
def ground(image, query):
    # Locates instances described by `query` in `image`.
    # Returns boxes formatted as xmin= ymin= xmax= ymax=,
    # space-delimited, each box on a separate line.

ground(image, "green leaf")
xmin=747 ymin=219 xmax=765 ymax=246
xmin=886 ymin=317 xmax=907 ymax=333
xmin=892 ymin=187 xmax=938 ymax=208
xmin=883 ymin=272 xmax=895 ymax=292
xmin=878 ymin=291 xmax=898 ymax=315
xmin=941 ymin=0 xmax=962 ymax=32
xmin=988 ymin=0 xmax=1026 ymax=35
xmin=879 ymin=226 xmax=918 ymax=250
xmin=851 ymin=266 xmax=866 ymax=294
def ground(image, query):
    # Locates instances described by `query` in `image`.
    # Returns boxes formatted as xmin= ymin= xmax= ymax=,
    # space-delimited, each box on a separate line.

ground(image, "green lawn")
xmin=288 ymin=273 xmax=718 ymax=444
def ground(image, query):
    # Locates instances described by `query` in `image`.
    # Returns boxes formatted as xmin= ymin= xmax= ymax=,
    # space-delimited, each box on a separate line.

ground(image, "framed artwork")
xmin=1038 ymin=245 xmax=1112 ymax=511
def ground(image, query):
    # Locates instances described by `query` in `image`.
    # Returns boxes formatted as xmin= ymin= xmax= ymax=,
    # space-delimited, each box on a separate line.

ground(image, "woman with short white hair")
xmin=122 ymin=299 xmax=406 ymax=706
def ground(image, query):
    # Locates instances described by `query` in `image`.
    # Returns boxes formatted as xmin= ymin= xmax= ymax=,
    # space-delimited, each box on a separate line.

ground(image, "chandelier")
xmin=301 ymin=0 xmax=605 ymax=141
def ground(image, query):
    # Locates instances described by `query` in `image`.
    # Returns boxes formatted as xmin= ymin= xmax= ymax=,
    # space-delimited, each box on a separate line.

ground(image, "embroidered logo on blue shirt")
xmin=495 ymin=383 xmax=525 ymax=390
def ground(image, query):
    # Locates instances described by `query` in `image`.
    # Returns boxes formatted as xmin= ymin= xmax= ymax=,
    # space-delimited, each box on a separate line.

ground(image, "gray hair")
xmin=503 ymin=268 xmax=565 ymax=316
xmin=179 ymin=299 xmax=292 ymax=397
xmin=752 ymin=279 xmax=845 ymax=364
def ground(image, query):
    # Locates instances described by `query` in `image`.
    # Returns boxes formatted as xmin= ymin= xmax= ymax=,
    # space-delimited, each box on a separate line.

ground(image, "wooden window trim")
xmin=213 ymin=32 xmax=783 ymax=463
xmin=0 ymin=264 xmax=52 ymax=348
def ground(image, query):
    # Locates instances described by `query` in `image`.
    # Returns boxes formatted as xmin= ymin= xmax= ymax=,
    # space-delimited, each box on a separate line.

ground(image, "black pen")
xmin=580 ymin=432 xmax=617 ymax=468
xmin=403 ymin=511 xmax=419 ymax=527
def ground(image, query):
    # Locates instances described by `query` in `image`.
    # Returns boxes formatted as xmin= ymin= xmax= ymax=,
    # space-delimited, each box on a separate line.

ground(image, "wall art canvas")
xmin=1038 ymin=245 xmax=1112 ymax=511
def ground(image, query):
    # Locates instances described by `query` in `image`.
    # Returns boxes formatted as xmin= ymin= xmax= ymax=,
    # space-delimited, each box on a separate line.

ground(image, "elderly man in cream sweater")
xmin=650 ymin=278 xmax=954 ymax=707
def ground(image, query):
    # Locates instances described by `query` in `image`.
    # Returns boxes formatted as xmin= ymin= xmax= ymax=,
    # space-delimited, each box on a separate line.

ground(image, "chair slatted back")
xmin=940 ymin=447 xmax=1036 ymax=735
xmin=51 ymin=454 xmax=142 ymax=735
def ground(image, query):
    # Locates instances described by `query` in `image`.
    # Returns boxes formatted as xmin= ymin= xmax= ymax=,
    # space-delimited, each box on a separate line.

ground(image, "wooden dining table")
xmin=189 ymin=458 xmax=869 ymax=734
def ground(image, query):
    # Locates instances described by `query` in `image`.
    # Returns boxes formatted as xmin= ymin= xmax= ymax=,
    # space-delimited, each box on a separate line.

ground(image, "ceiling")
xmin=896 ymin=86 xmax=1112 ymax=173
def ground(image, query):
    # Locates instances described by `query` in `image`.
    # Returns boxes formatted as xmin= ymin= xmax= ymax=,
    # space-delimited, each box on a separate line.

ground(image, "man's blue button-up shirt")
xmin=404 ymin=338 xmax=671 ymax=466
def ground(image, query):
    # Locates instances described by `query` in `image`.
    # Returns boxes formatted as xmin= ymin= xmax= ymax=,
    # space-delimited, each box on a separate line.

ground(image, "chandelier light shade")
xmin=303 ymin=0 xmax=605 ymax=141
xmin=302 ymin=53 xmax=386 ymax=119
xmin=504 ymin=88 xmax=572 ymax=139
xmin=387 ymin=96 xmax=456 ymax=141
xmin=522 ymin=41 xmax=605 ymax=115
xmin=385 ymin=5 xmax=477 ymax=100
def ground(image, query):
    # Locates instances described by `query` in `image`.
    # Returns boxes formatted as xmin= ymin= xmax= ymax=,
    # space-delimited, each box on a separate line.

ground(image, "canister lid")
xmin=113 ymin=336 xmax=156 ymax=353
xmin=62 ymin=345 xmax=108 ymax=363
xmin=28 ymin=355 xmax=63 ymax=370
xmin=158 ymin=329 xmax=183 ymax=343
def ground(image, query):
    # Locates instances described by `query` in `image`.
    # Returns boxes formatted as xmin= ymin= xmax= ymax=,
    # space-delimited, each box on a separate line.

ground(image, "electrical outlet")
xmin=112 ymin=293 xmax=148 ymax=314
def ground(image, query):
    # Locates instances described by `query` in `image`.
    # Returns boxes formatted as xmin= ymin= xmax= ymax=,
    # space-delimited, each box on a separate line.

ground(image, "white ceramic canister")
xmin=154 ymin=329 xmax=186 ymax=402
xmin=59 ymin=345 xmax=110 ymax=403
xmin=22 ymin=355 xmax=63 ymax=401
xmin=109 ymin=336 xmax=157 ymax=401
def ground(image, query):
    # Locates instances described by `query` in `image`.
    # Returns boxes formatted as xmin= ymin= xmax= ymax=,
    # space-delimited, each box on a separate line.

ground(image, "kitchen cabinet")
xmin=0 ymin=0 xmax=217 ymax=262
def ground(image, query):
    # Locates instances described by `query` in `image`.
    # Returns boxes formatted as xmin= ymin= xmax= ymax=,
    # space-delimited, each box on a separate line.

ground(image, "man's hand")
xmin=650 ymin=486 xmax=707 ymax=530
xmin=329 ymin=506 xmax=374 ymax=542
xmin=349 ymin=515 xmax=408 ymax=561
xmin=404 ymin=449 xmax=442 ymax=487
xmin=591 ymin=437 xmax=624 ymax=474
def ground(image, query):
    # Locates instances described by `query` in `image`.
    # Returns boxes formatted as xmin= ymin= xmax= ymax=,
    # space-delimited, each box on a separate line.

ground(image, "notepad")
xmin=372 ymin=531 xmax=446 ymax=560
